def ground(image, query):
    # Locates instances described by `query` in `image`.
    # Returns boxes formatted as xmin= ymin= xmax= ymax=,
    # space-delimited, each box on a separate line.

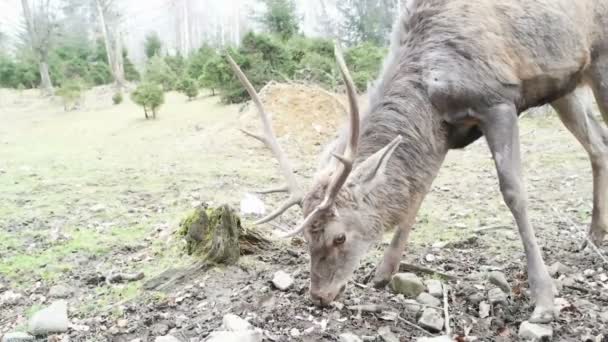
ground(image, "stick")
xmin=347 ymin=304 xmax=391 ymax=313
xmin=443 ymin=285 xmax=451 ymax=336
xmin=473 ymin=225 xmax=512 ymax=233
xmin=399 ymin=262 xmax=458 ymax=281
xmin=396 ymin=314 xmax=434 ymax=337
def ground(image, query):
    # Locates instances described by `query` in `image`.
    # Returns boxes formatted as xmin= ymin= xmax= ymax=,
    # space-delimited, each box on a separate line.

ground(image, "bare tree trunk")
xmin=114 ymin=28 xmax=126 ymax=88
xmin=95 ymin=0 xmax=119 ymax=85
xmin=21 ymin=0 xmax=54 ymax=95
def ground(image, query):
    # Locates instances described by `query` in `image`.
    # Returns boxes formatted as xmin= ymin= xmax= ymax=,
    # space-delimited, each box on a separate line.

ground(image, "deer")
xmin=228 ymin=0 xmax=608 ymax=324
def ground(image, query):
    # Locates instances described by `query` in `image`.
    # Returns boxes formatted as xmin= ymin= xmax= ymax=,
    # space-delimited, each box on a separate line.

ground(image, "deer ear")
xmin=348 ymin=135 xmax=402 ymax=195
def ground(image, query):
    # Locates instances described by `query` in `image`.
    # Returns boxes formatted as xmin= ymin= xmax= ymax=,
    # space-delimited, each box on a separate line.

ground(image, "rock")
xmin=574 ymin=299 xmax=599 ymax=312
xmin=339 ymin=333 xmax=363 ymax=342
xmin=116 ymin=319 xmax=129 ymax=328
xmin=378 ymin=326 xmax=399 ymax=342
xmin=418 ymin=308 xmax=444 ymax=332
xmin=28 ymin=300 xmax=70 ymax=335
xmin=600 ymin=311 xmax=608 ymax=323
xmin=271 ymin=271 xmax=294 ymax=291
xmin=222 ymin=314 xmax=252 ymax=331
xmin=404 ymin=299 xmax=423 ymax=313
xmin=0 ymin=290 xmax=23 ymax=305
xmin=206 ymin=330 xmax=263 ymax=342
xmin=390 ymin=273 xmax=425 ymax=298
xmin=599 ymin=273 xmax=608 ymax=282
xmin=488 ymin=288 xmax=508 ymax=305
xmin=583 ymin=269 xmax=595 ymax=278
xmin=416 ymin=292 xmax=442 ymax=307
xmin=548 ymin=262 xmax=570 ymax=277
xmin=479 ymin=301 xmax=491 ymax=319
xmin=425 ymin=254 xmax=436 ymax=262
xmin=1 ymin=332 xmax=35 ymax=342
xmin=48 ymin=285 xmax=73 ymax=299
xmin=154 ymin=336 xmax=181 ymax=342
xmin=468 ymin=292 xmax=484 ymax=305
xmin=518 ymin=321 xmax=553 ymax=340
xmin=240 ymin=194 xmax=265 ymax=216
xmin=488 ymin=271 xmax=511 ymax=293
xmin=90 ymin=204 xmax=106 ymax=213
xmin=151 ymin=323 xmax=169 ymax=336
xmin=426 ymin=279 xmax=443 ymax=298
xmin=417 ymin=336 xmax=453 ymax=342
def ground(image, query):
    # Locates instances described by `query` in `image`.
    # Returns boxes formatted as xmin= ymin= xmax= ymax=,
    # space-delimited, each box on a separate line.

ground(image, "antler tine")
xmin=226 ymin=54 xmax=303 ymax=222
xmin=317 ymin=43 xmax=361 ymax=210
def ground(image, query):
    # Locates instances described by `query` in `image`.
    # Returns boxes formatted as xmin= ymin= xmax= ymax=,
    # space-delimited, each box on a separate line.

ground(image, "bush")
xmin=177 ymin=77 xmax=198 ymax=100
xmin=57 ymin=79 xmax=85 ymax=111
xmin=186 ymin=45 xmax=216 ymax=80
xmin=345 ymin=42 xmax=386 ymax=90
xmin=131 ymin=82 xmax=164 ymax=119
xmin=144 ymin=32 xmax=162 ymax=59
xmin=144 ymin=55 xmax=178 ymax=91
xmin=112 ymin=92 xmax=123 ymax=105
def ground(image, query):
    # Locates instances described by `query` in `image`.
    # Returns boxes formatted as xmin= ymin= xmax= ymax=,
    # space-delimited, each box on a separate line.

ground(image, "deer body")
xmin=231 ymin=0 xmax=608 ymax=326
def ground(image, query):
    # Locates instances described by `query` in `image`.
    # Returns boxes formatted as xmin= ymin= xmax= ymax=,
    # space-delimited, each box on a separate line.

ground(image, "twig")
xmin=347 ymin=304 xmax=391 ymax=313
xmin=473 ymin=225 xmax=512 ymax=233
xmin=108 ymin=272 xmax=145 ymax=284
xmin=396 ymin=314 xmax=434 ymax=337
xmin=443 ymin=285 xmax=451 ymax=336
xmin=399 ymin=262 xmax=458 ymax=281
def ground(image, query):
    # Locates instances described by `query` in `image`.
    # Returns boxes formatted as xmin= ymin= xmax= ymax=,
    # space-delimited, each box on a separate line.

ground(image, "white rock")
xmin=28 ymin=300 xmax=70 ymax=335
xmin=599 ymin=273 xmax=608 ymax=282
xmin=416 ymin=292 xmax=442 ymax=307
xmin=48 ymin=285 xmax=73 ymax=299
xmin=1 ymin=332 xmax=35 ymax=342
xmin=290 ymin=328 xmax=300 ymax=337
xmin=390 ymin=273 xmax=425 ymax=298
xmin=240 ymin=194 xmax=265 ymax=216
xmin=600 ymin=311 xmax=608 ymax=323
xmin=488 ymin=288 xmax=508 ymax=305
xmin=479 ymin=301 xmax=491 ymax=319
xmin=403 ymin=299 xmax=423 ymax=313
xmin=378 ymin=326 xmax=399 ymax=342
xmin=339 ymin=333 xmax=363 ymax=342
xmin=417 ymin=336 xmax=453 ymax=342
xmin=583 ymin=269 xmax=595 ymax=278
xmin=222 ymin=314 xmax=252 ymax=331
xmin=418 ymin=308 xmax=444 ymax=332
xmin=426 ymin=279 xmax=443 ymax=298
xmin=154 ymin=336 xmax=181 ymax=342
xmin=488 ymin=271 xmax=511 ymax=293
xmin=206 ymin=330 xmax=263 ymax=342
xmin=425 ymin=254 xmax=436 ymax=262
xmin=90 ymin=204 xmax=106 ymax=213
xmin=271 ymin=271 xmax=294 ymax=291
xmin=518 ymin=321 xmax=553 ymax=340
xmin=1 ymin=291 xmax=23 ymax=305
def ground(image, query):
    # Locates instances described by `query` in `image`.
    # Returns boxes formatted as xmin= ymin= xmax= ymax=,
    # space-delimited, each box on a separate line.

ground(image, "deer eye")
xmin=334 ymin=234 xmax=346 ymax=245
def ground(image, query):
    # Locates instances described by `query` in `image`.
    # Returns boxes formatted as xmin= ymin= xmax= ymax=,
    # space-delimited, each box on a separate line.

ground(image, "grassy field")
xmin=0 ymin=86 xmax=601 ymax=338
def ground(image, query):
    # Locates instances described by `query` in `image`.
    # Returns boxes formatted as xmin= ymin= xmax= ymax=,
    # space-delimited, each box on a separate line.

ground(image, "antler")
xmin=281 ymin=42 xmax=361 ymax=237
xmin=226 ymin=54 xmax=303 ymax=224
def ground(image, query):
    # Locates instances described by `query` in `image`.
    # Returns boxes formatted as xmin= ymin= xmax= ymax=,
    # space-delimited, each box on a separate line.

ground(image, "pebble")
xmin=416 ymin=336 xmax=453 ymax=342
xmin=378 ymin=326 xmax=399 ymax=342
xmin=600 ymin=274 xmax=608 ymax=282
xmin=154 ymin=337 xmax=181 ymax=342
xmin=390 ymin=273 xmax=425 ymax=298
xmin=0 ymin=290 xmax=23 ymax=306
xmin=206 ymin=330 xmax=263 ymax=342
xmin=488 ymin=288 xmax=508 ymax=305
xmin=468 ymin=292 xmax=485 ymax=305
xmin=418 ymin=308 xmax=444 ymax=332
xmin=416 ymin=292 xmax=442 ymax=307
xmin=151 ymin=323 xmax=169 ymax=336
xmin=339 ymin=333 xmax=363 ymax=342
xmin=271 ymin=271 xmax=294 ymax=291
xmin=479 ymin=301 xmax=491 ymax=319
xmin=222 ymin=314 xmax=252 ymax=331
xmin=600 ymin=311 xmax=608 ymax=323
xmin=403 ymin=299 xmax=423 ymax=313
xmin=90 ymin=204 xmax=106 ymax=213
xmin=488 ymin=271 xmax=511 ymax=293
xmin=518 ymin=321 xmax=553 ymax=340
xmin=426 ymin=279 xmax=443 ymax=298
xmin=1 ymin=332 xmax=35 ymax=342
xmin=583 ymin=269 xmax=596 ymax=278
xmin=28 ymin=300 xmax=70 ymax=335
xmin=548 ymin=262 xmax=571 ymax=277
xmin=425 ymin=254 xmax=436 ymax=262
xmin=48 ymin=285 xmax=73 ymax=299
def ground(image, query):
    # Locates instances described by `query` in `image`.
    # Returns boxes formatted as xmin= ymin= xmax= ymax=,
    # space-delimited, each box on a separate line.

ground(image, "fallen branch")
xmin=443 ymin=285 xmax=451 ymax=336
xmin=399 ymin=262 xmax=458 ymax=281
xmin=473 ymin=225 xmax=512 ymax=233
xmin=396 ymin=314 xmax=434 ymax=337
xmin=108 ymin=272 xmax=145 ymax=284
xmin=347 ymin=304 xmax=391 ymax=313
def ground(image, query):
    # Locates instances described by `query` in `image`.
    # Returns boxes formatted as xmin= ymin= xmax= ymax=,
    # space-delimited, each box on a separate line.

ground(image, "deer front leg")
xmin=480 ymin=103 xmax=555 ymax=323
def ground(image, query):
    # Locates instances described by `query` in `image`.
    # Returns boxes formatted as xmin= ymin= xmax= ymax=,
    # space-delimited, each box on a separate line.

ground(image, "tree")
xmin=257 ymin=0 xmax=300 ymax=40
xmin=177 ymin=77 xmax=198 ymax=100
xmin=338 ymin=0 xmax=396 ymax=46
xmin=131 ymin=82 xmax=164 ymax=119
xmin=144 ymin=32 xmax=162 ymax=59
xmin=21 ymin=0 xmax=57 ymax=95
xmin=95 ymin=0 xmax=125 ymax=88
xmin=144 ymin=55 xmax=178 ymax=91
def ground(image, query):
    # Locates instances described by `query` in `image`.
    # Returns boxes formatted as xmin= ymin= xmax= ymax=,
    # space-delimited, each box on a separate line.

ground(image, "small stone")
xmin=339 ymin=333 xmax=363 ymax=342
xmin=426 ymin=279 xmax=443 ymax=298
xmin=1 ymin=332 xmax=35 ymax=342
xmin=425 ymin=254 xmax=436 ymax=262
xmin=488 ymin=271 xmax=511 ymax=293
xmin=48 ymin=285 xmax=73 ymax=299
xmin=518 ymin=321 xmax=553 ymax=340
xmin=271 ymin=271 xmax=294 ymax=291
xmin=416 ymin=292 xmax=442 ymax=307
xmin=548 ymin=262 xmax=570 ymax=277
xmin=154 ymin=336 xmax=181 ymax=342
xmin=90 ymin=204 xmax=106 ymax=213
xmin=488 ymin=288 xmax=508 ymax=305
xmin=206 ymin=330 xmax=263 ymax=342
xmin=1 ymin=290 xmax=23 ymax=305
xmin=479 ymin=301 xmax=491 ymax=319
xmin=378 ymin=326 xmax=399 ymax=342
xmin=151 ymin=323 xmax=169 ymax=336
xmin=583 ymin=269 xmax=595 ymax=278
xmin=390 ymin=273 xmax=425 ymax=298
xmin=403 ymin=299 xmax=423 ymax=313
xmin=600 ymin=311 xmax=608 ymax=323
xmin=418 ymin=308 xmax=444 ymax=332
xmin=28 ymin=300 xmax=70 ymax=335
xmin=417 ymin=336 xmax=453 ymax=342
xmin=599 ymin=274 xmax=608 ymax=282
xmin=222 ymin=314 xmax=252 ymax=331
xmin=290 ymin=328 xmax=300 ymax=337
xmin=468 ymin=292 xmax=485 ymax=305
xmin=117 ymin=319 xmax=128 ymax=328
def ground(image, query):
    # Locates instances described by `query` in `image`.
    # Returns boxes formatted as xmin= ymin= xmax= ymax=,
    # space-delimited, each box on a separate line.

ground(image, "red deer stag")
xmin=229 ymin=0 xmax=608 ymax=323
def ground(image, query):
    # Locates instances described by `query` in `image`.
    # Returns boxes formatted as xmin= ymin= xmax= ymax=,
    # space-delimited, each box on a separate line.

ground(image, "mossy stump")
xmin=179 ymin=204 xmax=271 ymax=264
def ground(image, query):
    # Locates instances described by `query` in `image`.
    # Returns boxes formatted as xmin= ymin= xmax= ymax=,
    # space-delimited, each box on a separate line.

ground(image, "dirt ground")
xmin=0 ymin=85 xmax=606 ymax=341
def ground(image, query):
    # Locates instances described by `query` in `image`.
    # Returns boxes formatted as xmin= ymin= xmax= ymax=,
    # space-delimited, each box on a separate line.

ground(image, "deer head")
xmin=228 ymin=44 xmax=402 ymax=306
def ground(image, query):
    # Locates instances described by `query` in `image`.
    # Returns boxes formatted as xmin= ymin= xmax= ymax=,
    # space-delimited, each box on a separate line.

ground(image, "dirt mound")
xmin=239 ymin=82 xmax=353 ymax=154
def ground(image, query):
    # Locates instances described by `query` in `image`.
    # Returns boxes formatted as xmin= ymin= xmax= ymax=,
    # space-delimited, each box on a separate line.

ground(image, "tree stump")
xmin=178 ymin=204 xmax=272 ymax=264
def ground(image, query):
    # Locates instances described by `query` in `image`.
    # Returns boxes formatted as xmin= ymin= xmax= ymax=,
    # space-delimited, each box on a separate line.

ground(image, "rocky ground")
xmin=1 ymin=86 xmax=607 ymax=341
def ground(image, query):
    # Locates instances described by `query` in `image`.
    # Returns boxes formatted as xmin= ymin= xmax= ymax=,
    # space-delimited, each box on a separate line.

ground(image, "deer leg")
xmin=552 ymin=90 xmax=608 ymax=246
xmin=479 ymin=103 xmax=555 ymax=323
